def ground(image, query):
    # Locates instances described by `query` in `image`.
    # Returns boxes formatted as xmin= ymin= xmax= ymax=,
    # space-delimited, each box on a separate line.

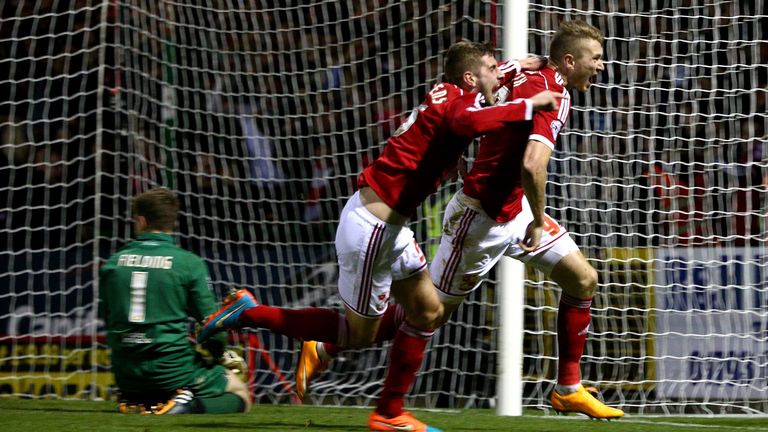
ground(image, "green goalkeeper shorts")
xmin=187 ymin=364 xmax=229 ymax=399
xmin=113 ymin=350 xmax=229 ymax=401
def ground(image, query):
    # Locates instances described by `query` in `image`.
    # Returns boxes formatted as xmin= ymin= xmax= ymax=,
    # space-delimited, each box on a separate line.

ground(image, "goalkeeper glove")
xmin=220 ymin=349 xmax=248 ymax=380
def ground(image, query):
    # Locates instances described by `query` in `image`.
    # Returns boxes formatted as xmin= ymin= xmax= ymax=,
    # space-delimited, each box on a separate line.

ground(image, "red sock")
xmin=557 ymin=293 xmax=592 ymax=386
xmin=374 ymin=304 xmax=406 ymax=343
xmin=239 ymin=306 xmax=344 ymax=344
xmin=376 ymin=323 xmax=433 ymax=418
xmin=321 ymin=304 xmax=406 ymax=357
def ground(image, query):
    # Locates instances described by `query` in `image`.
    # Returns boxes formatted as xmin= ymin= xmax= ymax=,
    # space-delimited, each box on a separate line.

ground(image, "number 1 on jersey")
xmin=129 ymin=271 xmax=148 ymax=323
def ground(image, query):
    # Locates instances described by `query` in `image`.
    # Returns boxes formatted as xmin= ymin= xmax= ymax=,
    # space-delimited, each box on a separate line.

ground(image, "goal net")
xmin=1 ymin=0 xmax=766 ymax=415
xmin=524 ymin=0 xmax=767 ymax=415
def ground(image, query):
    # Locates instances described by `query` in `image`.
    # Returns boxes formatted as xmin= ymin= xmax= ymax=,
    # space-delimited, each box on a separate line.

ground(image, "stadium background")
xmin=1 ymin=0 xmax=766 ymax=415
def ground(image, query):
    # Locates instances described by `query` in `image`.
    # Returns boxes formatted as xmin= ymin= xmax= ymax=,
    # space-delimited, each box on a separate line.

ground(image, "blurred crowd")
xmin=529 ymin=1 xmax=767 ymax=247
xmin=1 ymin=0 xmax=766 ymax=261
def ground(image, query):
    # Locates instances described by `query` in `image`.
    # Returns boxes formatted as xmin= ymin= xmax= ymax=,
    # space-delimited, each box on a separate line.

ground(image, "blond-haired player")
xmin=431 ymin=20 xmax=623 ymax=419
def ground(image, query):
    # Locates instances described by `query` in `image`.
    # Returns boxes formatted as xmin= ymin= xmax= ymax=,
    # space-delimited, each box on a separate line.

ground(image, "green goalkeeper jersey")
xmin=99 ymin=232 xmax=226 ymax=393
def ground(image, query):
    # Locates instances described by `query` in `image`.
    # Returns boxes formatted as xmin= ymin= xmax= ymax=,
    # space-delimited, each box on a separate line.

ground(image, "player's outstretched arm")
xmin=529 ymin=90 xmax=563 ymax=112
xmin=450 ymin=91 xmax=561 ymax=138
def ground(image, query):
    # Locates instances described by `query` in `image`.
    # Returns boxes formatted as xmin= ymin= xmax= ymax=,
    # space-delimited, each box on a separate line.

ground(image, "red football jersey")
xmin=359 ymin=77 xmax=534 ymax=217
xmin=463 ymin=66 xmax=572 ymax=222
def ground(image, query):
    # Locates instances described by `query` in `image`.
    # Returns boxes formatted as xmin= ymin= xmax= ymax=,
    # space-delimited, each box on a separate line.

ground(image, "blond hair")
xmin=550 ymin=20 xmax=604 ymax=62
xmin=443 ymin=41 xmax=496 ymax=86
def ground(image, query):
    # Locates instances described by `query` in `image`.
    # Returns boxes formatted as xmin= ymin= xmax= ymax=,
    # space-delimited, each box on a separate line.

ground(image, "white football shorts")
xmin=430 ymin=189 xmax=579 ymax=304
xmin=336 ymin=191 xmax=428 ymax=317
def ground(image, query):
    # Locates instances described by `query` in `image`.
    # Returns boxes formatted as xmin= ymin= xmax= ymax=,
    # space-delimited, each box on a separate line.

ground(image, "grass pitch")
xmin=1 ymin=399 xmax=767 ymax=431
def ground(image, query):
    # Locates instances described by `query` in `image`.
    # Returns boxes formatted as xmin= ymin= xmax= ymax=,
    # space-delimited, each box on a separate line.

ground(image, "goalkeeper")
xmin=99 ymin=188 xmax=250 ymax=415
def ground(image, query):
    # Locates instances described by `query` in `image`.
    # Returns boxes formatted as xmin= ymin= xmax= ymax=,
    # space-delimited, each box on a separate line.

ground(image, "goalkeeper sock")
xmin=317 ymin=303 xmax=406 ymax=358
xmin=240 ymin=306 xmax=346 ymax=344
xmin=376 ymin=322 xmax=433 ymax=418
xmin=556 ymin=293 xmax=592 ymax=386
xmin=198 ymin=393 xmax=246 ymax=414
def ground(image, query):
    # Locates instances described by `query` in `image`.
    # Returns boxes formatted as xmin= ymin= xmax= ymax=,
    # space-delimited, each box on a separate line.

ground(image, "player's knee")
xmin=435 ymin=300 xmax=463 ymax=328
xmin=430 ymin=301 xmax=445 ymax=328
xmin=409 ymin=301 xmax=444 ymax=331
xmin=578 ymin=267 xmax=598 ymax=298
xmin=558 ymin=257 xmax=599 ymax=299
xmin=230 ymin=389 xmax=251 ymax=413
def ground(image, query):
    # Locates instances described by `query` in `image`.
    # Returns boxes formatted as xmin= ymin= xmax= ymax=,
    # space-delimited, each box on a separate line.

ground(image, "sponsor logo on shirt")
xmin=122 ymin=333 xmax=153 ymax=344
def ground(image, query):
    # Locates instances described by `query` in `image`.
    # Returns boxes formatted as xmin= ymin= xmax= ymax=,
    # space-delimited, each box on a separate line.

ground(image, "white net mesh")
xmin=1 ymin=1 xmax=107 ymax=398
xmin=0 ymin=0 xmax=501 ymax=405
xmin=109 ymin=0 xmax=498 ymax=407
xmin=523 ymin=0 xmax=768 ymax=415
xmin=1 ymin=0 xmax=766 ymax=415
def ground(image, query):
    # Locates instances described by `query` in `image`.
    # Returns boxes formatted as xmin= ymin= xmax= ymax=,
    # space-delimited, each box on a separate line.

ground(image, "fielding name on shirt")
xmin=117 ymin=254 xmax=173 ymax=269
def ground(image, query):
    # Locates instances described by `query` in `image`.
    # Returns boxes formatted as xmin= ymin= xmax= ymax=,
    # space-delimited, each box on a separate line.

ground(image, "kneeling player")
xmin=99 ymin=188 xmax=251 ymax=414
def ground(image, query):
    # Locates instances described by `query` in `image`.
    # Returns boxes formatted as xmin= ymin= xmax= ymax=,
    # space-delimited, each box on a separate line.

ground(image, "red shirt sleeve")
xmin=528 ymin=92 xmax=570 ymax=149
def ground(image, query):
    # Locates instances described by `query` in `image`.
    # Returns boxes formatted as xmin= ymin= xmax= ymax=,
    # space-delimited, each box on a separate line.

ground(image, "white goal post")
xmin=0 ymin=0 xmax=766 ymax=416
xmin=496 ymin=0 xmax=528 ymax=418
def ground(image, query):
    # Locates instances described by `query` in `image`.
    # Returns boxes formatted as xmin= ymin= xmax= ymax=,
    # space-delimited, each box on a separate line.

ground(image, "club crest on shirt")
xmin=550 ymin=120 xmax=562 ymax=139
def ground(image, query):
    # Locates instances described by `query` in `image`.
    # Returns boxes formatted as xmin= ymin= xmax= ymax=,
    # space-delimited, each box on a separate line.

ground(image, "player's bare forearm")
xmin=529 ymin=91 xmax=563 ymax=113
xmin=452 ymin=92 xmax=560 ymax=138
xmin=522 ymin=165 xmax=547 ymax=225
xmin=518 ymin=55 xmax=548 ymax=72
xmin=520 ymin=161 xmax=547 ymax=252
xmin=521 ymin=140 xmax=552 ymax=225
xmin=452 ymin=98 xmax=531 ymax=137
